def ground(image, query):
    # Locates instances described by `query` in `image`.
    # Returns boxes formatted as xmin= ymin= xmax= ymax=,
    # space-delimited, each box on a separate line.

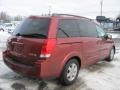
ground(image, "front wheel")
xmin=60 ymin=59 xmax=80 ymax=85
xmin=106 ymin=47 xmax=115 ymax=62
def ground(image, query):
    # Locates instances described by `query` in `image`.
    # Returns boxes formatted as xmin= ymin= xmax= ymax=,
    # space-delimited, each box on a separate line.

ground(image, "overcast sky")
xmin=0 ymin=0 xmax=120 ymax=19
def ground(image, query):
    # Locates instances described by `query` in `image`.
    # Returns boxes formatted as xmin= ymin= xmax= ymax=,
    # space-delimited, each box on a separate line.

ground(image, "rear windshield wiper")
xmin=16 ymin=33 xmax=21 ymax=36
xmin=16 ymin=33 xmax=47 ymax=38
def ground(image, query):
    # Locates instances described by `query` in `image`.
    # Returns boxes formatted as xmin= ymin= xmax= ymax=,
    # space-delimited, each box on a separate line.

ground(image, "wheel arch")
xmin=65 ymin=56 xmax=81 ymax=69
xmin=58 ymin=55 xmax=81 ymax=78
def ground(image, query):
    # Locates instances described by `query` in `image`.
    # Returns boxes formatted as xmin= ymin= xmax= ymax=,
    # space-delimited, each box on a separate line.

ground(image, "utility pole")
xmin=100 ymin=0 xmax=103 ymax=16
xmin=48 ymin=5 xmax=52 ymax=16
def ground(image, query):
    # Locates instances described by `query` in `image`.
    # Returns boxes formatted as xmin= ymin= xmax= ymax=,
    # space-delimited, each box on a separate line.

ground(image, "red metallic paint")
xmin=3 ymin=16 xmax=115 ymax=79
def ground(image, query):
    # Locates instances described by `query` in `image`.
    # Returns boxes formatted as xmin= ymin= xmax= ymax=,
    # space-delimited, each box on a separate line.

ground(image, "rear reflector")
xmin=40 ymin=39 xmax=56 ymax=58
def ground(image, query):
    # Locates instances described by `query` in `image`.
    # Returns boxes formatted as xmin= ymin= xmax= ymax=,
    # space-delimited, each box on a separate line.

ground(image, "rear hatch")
xmin=7 ymin=17 xmax=51 ymax=65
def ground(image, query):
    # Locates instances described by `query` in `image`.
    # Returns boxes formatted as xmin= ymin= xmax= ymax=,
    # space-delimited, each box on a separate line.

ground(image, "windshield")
xmin=13 ymin=18 xmax=51 ymax=38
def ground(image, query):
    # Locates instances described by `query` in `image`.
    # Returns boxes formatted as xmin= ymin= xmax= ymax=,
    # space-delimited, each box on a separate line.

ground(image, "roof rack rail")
xmin=52 ymin=13 xmax=81 ymax=17
xmin=52 ymin=13 xmax=92 ymax=20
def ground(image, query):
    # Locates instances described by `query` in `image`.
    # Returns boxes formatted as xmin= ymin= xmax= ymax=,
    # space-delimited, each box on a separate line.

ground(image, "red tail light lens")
xmin=40 ymin=39 xmax=56 ymax=58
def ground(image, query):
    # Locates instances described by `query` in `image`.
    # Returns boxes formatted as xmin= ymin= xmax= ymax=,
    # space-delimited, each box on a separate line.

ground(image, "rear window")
xmin=13 ymin=18 xmax=51 ymax=38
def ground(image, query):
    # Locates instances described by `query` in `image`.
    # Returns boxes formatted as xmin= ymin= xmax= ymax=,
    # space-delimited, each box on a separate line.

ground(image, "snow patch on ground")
xmin=0 ymin=31 xmax=10 ymax=43
xmin=107 ymin=32 xmax=120 ymax=38
xmin=0 ymin=31 xmax=10 ymax=60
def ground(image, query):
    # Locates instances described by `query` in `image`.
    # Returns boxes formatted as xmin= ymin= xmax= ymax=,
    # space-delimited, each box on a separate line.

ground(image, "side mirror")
xmin=102 ymin=34 xmax=112 ymax=40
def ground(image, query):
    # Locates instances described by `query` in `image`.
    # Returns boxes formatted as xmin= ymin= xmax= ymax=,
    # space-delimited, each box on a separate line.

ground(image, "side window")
xmin=57 ymin=19 xmax=80 ymax=38
xmin=96 ymin=25 xmax=106 ymax=37
xmin=78 ymin=19 xmax=98 ymax=37
xmin=57 ymin=29 xmax=68 ymax=38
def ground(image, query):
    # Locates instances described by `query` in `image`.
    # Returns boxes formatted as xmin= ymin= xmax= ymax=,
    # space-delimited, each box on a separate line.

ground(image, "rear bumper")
xmin=3 ymin=51 xmax=60 ymax=79
xmin=3 ymin=56 xmax=41 ymax=78
xmin=3 ymin=55 xmax=59 ymax=79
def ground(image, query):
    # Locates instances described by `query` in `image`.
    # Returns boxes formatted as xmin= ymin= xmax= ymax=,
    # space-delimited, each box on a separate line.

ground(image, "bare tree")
xmin=14 ymin=15 xmax=23 ymax=21
xmin=0 ymin=12 xmax=10 ymax=21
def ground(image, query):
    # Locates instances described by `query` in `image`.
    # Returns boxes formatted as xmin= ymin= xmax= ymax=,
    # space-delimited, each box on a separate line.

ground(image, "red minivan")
xmin=3 ymin=14 xmax=115 ymax=85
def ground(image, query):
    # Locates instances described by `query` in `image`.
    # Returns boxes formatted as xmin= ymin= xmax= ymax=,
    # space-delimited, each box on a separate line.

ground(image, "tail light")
xmin=40 ymin=39 xmax=56 ymax=58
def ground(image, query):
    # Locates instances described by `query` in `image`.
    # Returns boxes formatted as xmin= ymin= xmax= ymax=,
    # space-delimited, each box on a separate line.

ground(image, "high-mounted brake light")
xmin=40 ymin=39 xmax=56 ymax=58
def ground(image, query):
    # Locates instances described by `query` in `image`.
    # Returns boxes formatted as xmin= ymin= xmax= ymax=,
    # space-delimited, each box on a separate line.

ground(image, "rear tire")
xmin=106 ymin=47 xmax=115 ymax=62
xmin=60 ymin=59 xmax=79 ymax=85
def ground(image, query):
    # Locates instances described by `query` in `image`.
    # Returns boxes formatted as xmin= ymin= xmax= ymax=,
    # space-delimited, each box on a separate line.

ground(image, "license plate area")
xmin=13 ymin=43 xmax=24 ymax=53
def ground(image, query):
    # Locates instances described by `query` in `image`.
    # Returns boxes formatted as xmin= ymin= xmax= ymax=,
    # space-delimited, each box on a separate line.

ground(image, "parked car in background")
xmin=3 ymin=14 xmax=115 ymax=85
xmin=114 ymin=22 xmax=120 ymax=31
xmin=0 ymin=24 xmax=5 ymax=31
xmin=4 ymin=23 xmax=16 ymax=33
